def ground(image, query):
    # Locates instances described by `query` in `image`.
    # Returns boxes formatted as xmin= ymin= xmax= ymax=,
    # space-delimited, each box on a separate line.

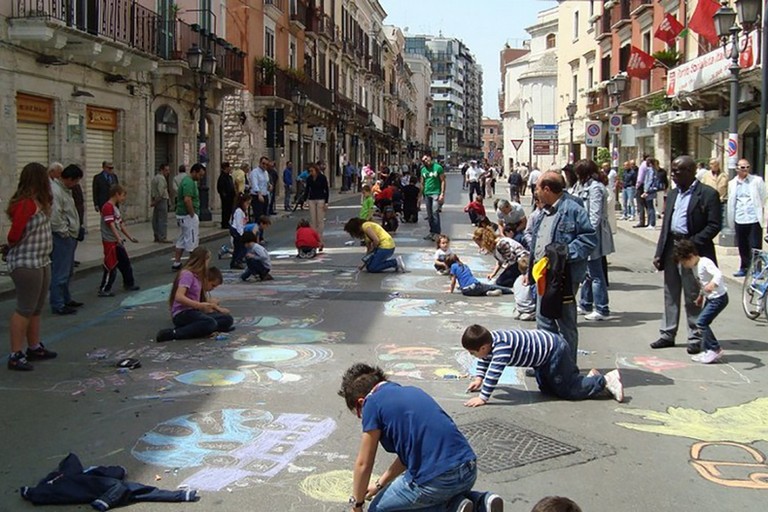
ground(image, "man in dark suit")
xmin=651 ymin=155 xmax=721 ymax=354
xmin=216 ymin=162 xmax=235 ymax=229
xmin=92 ymin=160 xmax=119 ymax=212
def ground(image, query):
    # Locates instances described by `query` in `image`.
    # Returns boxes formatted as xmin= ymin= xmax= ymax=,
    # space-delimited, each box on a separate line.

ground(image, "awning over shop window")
xmin=699 ymin=112 xmax=752 ymax=134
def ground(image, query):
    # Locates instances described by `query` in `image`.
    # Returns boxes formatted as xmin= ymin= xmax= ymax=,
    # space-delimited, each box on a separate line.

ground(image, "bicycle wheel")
xmin=743 ymin=251 xmax=767 ymax=320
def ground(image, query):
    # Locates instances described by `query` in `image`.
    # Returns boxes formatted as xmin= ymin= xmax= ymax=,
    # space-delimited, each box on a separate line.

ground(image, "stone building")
xmin=1 ymin=1 xmax=244 ymax=228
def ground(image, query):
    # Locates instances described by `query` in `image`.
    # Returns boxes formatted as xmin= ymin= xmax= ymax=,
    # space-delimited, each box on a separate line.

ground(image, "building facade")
xmin=481 ymin=118 xmax=503 ymax=168
xmin=2 ymin=0 xmax=244 ymax=230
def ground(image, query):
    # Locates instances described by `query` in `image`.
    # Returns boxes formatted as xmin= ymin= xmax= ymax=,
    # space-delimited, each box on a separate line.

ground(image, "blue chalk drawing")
xmin=175 ymin=370 xmax=246 ymax=387
xmin=455 ymin=350 xmax=522 ymax=385
xmin=121 ymin=284 xmax=172 ymax=307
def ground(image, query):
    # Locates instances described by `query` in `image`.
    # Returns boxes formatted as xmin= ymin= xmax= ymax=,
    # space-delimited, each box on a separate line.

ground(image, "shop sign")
xmin=17 ymin=93 xmax=53 ymax=124
xmin=86 ymin=106 xmax=118 ymax=131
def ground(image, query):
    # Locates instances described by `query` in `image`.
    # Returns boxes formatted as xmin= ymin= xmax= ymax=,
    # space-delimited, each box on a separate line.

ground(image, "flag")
xmin=689 ymin=0 xmax=721 ymax=46
xmin=626 ymin=46 xmax=656 ymax=79
xmin=654 ymin=13 xmax=684 ymax=45
xmin=739 ymin=33 xmax=754 ymax=68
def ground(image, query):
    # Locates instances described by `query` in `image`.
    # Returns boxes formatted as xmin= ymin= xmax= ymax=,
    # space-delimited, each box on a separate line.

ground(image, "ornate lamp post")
xmin=186 ymin=42 xmax=217 ymax=222
xmin=526 ymin=117 xmax=535 ymax=168
xmin=606 ymin=74 xmax=627 ymax=174
xmin=292 ymin=89 xmax=307 ymax=174
xmin=713 ymin=0 xmax=760 ymax=245
xmin=566 ymin=101 xmax=577 ymax=164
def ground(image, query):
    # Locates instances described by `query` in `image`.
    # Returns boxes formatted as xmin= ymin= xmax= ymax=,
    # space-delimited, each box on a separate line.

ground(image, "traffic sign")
xmin=727 ymin=133 xmax=739 ymax=169
xmin=533 ymin=140 xmax=558 ymax=155
xmin=585 ymin=121 xmax=603 ymax=147
xmin=313 ymin=126 xmax=327 ymax=142
xmin=609 ymin=114 xmax=622 ymax=135
xmin=510 ymin=139 xmax=524 ymax=150
xmin=533 ymin=124 xmax=559 ymax=140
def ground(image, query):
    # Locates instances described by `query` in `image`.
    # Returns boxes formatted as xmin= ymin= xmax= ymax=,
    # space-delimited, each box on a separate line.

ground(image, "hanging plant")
xmin=652 ymin=48 xmax=682 ymax=69
xmin=256 ymin=56 xmax=277 ymax=84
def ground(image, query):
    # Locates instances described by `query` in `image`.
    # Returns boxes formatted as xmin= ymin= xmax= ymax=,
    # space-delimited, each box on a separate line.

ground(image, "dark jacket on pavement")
xmin=305 ymin=172 xmax=330 ymax=202
xmin=654 ymin=181 xmax=721 ymax=269
xmin=21 ymin=453 xmax=198 ymax=510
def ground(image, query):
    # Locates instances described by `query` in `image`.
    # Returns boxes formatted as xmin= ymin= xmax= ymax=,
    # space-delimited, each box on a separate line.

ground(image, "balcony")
xmin=257 ymin=68 xmax=333 ymax=111
xmin=611 ymin=0 xmax=632 ymax=30
xmin=289 ymin=0 xmax=308 ymax=29
xmin=264 ymin=0 xmax=285 ymax=21
xmin=319 ymin=14 xmax=336 ymax=42
xmin=597 ymin=10 xmax=613 ymax=40
xmin=384 ymin=121 xmax=400 ymax=139
xmin=630 ymin=0 xmax=654 ymax=17
xmin=8 ymin=0 xmax=244 ymax=83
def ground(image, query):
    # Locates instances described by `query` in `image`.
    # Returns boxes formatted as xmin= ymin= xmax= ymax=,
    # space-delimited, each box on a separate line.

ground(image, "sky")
xmin=380 ymin=0 xmax=558 ymax=119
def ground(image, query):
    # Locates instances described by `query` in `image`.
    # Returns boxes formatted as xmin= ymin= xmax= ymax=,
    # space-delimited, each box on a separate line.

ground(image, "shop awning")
xmin=699 ymin=112 xmax=751 ymax=134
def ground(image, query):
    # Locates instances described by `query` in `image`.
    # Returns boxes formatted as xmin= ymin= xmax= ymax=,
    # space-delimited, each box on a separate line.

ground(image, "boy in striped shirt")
xmin=462 ymin=324 xmax=623 ymax=406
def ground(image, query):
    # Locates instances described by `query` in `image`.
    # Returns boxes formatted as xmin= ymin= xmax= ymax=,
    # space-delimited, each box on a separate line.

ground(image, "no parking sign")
xmin=585 ymin=121 xmax=603 ymax=147
xmin=727 ymin=133 xmax=739 ymax=169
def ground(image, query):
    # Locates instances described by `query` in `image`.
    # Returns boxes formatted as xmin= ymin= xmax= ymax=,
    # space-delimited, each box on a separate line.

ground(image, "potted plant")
xmin=652 ymin=48 xmax=682 ymax=69
xmin=285 ymin=67 xmax=307 ymax=85
xmin=256 ymin=56 xmax=277 ymax=95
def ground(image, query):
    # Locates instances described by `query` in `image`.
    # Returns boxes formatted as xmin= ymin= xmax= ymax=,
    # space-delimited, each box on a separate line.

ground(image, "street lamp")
xmin=714 ymin=0 xmax=760 ymax=245
xmin=526 ymin=117 xmax=535 ymax=168
xmin=292 ymin=89 xmax=307 ymax=174
xmin=607 ymin=74 xmax=627 ymax=174
xmin=566 ymin=101 xmax=577 ymax=164
xmin=186 ymin=42 xmax=217 ymax=222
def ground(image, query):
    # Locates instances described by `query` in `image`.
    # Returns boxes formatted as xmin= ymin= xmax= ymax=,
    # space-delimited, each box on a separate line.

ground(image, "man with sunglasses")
xmin=727 ymin=158 xmax=766 ymax=277
xmin=420 ymin=153 xmax=446 ymax=241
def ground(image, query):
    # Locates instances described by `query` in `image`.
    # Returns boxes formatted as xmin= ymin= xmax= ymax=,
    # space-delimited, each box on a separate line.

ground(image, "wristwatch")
xmin=348 ymin=496 xmax=365 ymax=508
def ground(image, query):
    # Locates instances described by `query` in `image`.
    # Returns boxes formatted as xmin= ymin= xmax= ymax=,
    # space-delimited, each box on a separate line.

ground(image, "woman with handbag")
xmin=5 ymin=162 xmax=57 ymax=371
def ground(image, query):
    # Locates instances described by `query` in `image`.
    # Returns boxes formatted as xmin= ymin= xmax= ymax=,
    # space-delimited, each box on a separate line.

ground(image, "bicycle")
xmin=741 ymin=248 xmax=768 ymax=320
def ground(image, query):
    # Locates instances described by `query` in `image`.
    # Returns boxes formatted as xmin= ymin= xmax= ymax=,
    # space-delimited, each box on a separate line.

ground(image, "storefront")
xmin=15 ymin=93 xmax=53 ymax=180
xmin=85 ymin=106 xmax=118 ymax=230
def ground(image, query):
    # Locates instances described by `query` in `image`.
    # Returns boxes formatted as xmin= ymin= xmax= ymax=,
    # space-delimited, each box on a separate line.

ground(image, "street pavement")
xmin=0 ymin=174 xmax=765 ymax=512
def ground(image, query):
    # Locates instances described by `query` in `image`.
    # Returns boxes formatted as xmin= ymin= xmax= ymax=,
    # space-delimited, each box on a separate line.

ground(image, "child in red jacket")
xmin=295 ymin=218 xmax=322 ymax=258
xmin=464 ymin=196 xmax=494 ymax=229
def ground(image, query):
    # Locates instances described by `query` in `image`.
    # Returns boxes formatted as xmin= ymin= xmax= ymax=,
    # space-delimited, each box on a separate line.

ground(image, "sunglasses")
xmin=738 ymin=165 xmax=751 ymax=169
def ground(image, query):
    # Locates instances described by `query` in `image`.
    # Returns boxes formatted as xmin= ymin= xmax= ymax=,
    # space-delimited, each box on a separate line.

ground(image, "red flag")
xmin=739 ymin=33 xmax=754 ymax=68
xmin=689 ymin=0 xmax=721 ymax=46
xmin=654 ymin=13 xmax=684 ymax=45
xmin=626 ymin=46 xmax=656 ymax=79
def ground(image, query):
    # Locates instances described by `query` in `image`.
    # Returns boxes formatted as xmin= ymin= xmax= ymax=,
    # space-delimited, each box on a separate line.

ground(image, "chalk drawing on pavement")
xmin=121 ymin=284 xmax=171 ymax=307
xmin=235 ymin=315 xmax=323 ymax=329
xmin=375 ymin=344 xmax=466 ymax=381
xmin=299 ymin=470 xmax=381 ymax=503
xmin=233 ymin=346 xmax=332 ymax=366
xmin=175 ymin=369 xmax=246 ymax=387
xmin=690 ymin=441 xmax=768 ymax=490
xmin=257 ymin=328 xmax=344 ymax=345
xmin=616 ymin=398 xmax=768 ymax=443
xmin=384 ymin=298 xmax=436 ymax=317
xmin=617 ymin=353 xmax=748 ymax=384
xmin=132 ymin=409 xmax=335 ymax=492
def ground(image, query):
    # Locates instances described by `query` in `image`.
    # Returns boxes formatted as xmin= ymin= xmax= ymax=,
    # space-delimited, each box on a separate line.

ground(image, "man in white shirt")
xmin=727 ymin=158 xmax=766 ymax=277
xmin=249 ymin=156 xmax=271 ymax=220
xmin=527 ymin=166 xmax=542 ymax=205
xmin=465 ymin=160 xmax=482 ymax=202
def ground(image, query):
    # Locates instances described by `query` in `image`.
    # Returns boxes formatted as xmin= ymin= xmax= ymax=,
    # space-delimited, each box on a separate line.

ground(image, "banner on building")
xmin=654 ymin=13 xmax=684 ymax=45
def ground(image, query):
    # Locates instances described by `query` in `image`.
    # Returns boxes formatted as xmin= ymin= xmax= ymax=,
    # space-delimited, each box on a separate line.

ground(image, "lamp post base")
xmin=198 ymin=185 xmax=212 ymax=222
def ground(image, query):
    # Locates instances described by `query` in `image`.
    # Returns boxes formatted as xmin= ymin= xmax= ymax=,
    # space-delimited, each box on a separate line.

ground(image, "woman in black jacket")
xmin=305 ymin=162 xmax=329 ymax=249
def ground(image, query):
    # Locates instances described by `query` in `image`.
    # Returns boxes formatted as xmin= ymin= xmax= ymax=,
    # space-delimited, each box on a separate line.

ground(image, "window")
xmin=642 ymin=31 xmax=651 ymax=96
xmin=490 ymin=128 xmax=494 ymax=134
xmin=601 ymin=55 xmax=611 ymax=82
xmin=587 ymin=67 xmax=594 ymax=89
xmin=573 ymin=11 xmax=579 ymax=40
xmin=589 ymin=0 xmax=595 ymax=17
xmin=264 ymin=23 xmax=275 ymax=59
xmin=619 ymin=44 xmax=630 ymax=72
xmin=546 ymin=33 xmax=556 ymax=49
xmin=572 ymin=74 xmax=578 ymax=100
xmin=289 ymin=37 xmax=297 ymax=69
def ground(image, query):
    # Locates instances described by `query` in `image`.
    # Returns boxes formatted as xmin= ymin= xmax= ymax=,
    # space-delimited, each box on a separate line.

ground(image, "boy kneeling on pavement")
xmin=462 ymin=324 xmax=624 ymax=406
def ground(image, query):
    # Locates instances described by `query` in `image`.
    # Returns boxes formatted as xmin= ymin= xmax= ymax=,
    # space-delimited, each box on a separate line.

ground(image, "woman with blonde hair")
xmin=156 ymin=247 xmax=233 ymax=341
xmin=473 ymin=226 xmax=528 ymax=288
xmin=4 ymin=163 xmax=55 ymax=371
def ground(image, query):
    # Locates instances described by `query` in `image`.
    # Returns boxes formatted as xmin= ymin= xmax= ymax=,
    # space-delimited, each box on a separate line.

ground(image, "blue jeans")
xmin=172 ymin=309 xmax=234 ymax=340
xmin=241 ymin=258 xmax=270 ymax=280
xmin=283 ymin=184 xmax=292 ymax=210
xmin=622 ymin=187 xmax=636 ymax=217
xmin=537 ymin=272 xmax=582 ymax=362
xmin=461 ymin=282 xmax=513 ymax=296
xmin=535 ymin=338 xmax=606 ymax=400
xmin=50 ymin=234 xmax=77 ymax=310
xmin=697 ymin=293 xmax=728 ymax=352
xmin=424 ymin=194 xmax=442 ymax=235
xmin=370 ymin=460 xmax=488 ymax=512
xmin=644 ymin=197 xmax=656 ymax=227
xmin=367 ymin=247 xmax=398 ymax=273
xmin=580 ymin=258 xmax=610 ymax=315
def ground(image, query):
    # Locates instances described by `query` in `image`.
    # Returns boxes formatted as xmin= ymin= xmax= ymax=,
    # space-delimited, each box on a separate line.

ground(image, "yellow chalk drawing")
xmin=616 ymin=398 xmax=768 ymax=443
xmin=299 ymin=470 xmax=380 ymax=503
xmin=690 ymin=441 xmax=768 ymax=490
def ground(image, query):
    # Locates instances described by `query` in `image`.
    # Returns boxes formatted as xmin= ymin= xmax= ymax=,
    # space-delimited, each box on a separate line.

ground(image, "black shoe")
xmin=650 ymin=338 xmax=674 ymax=349
xmin=73 ymin=260 xmax=81 ymax=267
xmin=686 ymin=342 xmax=702 ymax=355
xmin=123 ymin=285 xmax=141 ymax=291
xmin=53 ymin=306 xmax=77 ymax=315
xmin=230 ymin=263 xmax=245 ymax=270
xmin=260 ymin=273 xmax=275 ymax=281
xmin=26 ymin=343 xmax=57 ymax=360
xmin=171 ymin=262 xmax=182 ymax=271
xmin=156 ymin=328 xmax=175 ymax=343
xmin=632 ymin=224 xmax=647 ymax=228
xmin=66 ymin=300 xmax=84 ymax=308
xmin=8 ymin=352 xmax=33 ymax=371
xmin=97 ymin=290 xmax=115 ymax=297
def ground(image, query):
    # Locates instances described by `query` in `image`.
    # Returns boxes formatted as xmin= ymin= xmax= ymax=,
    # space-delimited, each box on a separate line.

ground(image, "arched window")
xmin=546 ymin=33 xmax=556 ymax=49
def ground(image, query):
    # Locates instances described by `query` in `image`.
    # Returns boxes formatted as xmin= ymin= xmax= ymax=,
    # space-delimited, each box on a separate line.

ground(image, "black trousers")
xmin=219 ymin=194 xmax=234 ymax=229
xmin=99 ymin=245 xmax=134 ymax=292
xmin=735 ymin=222 xmax=763 ymax=271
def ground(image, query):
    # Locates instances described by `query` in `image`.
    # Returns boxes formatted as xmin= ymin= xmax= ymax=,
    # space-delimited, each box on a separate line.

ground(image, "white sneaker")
xmin=456 ymin=498 xmax=474 ymax=512
xmin=584 ymin=311 xmax=609 ymax=321
xmin=645 ymin=225 xmax=656 ymax=230
xmin=576 ymin=306 xmax=587 ymax=315
xmin=604 ymin=369 xmax=624 ymax=402
xmin=396 ymin=256 xmax=407 ymax=273
xmin=486 ymin=289 xmax=503 ymax=296
xmin=485 ymin=493 xmax=504 ymax=512
xmin=697 ymin=349 xmax=723 ymax=364
xmin=519 ymin=312 xmax=536 ymax=321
